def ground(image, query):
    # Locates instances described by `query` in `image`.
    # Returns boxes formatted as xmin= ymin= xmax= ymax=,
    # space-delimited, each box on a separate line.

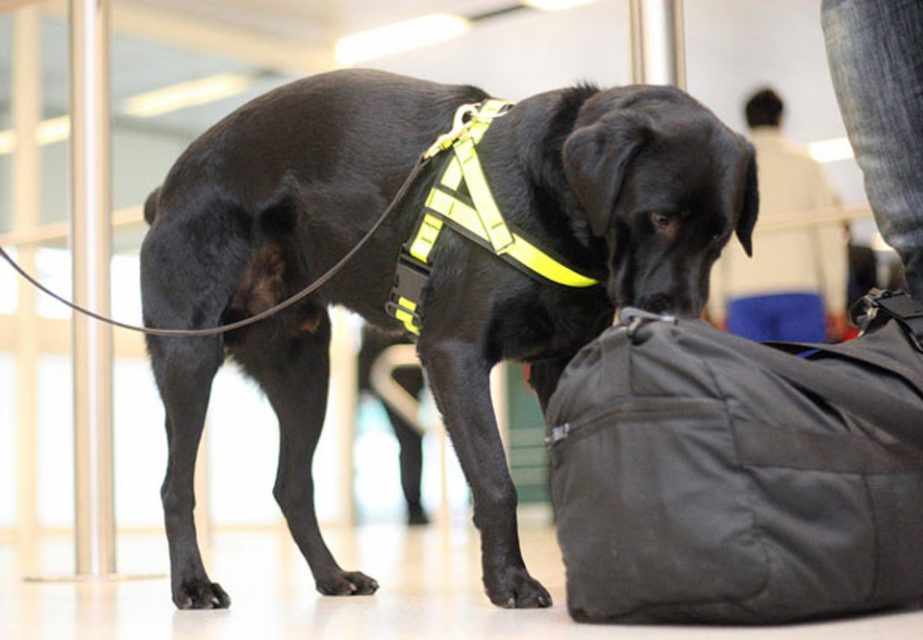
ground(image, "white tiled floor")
xmin=2 ymin=524 xmax=923 ymax=639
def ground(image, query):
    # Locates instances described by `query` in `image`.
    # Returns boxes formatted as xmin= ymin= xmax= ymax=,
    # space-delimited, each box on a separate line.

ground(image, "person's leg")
xmin=386 ymin=365 xmax=428 ymax=525
xmin=822 ymin=0 xmax=923 ymax=300
xmin=384 ymin=404 xmax=428 ymax=525
xmin=358 ymin=327 xmax=429 ymax=525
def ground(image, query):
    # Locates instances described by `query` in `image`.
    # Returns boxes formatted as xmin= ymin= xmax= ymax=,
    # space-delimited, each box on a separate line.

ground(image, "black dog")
xmin=140 ymin=69 xmax=757 ymax=610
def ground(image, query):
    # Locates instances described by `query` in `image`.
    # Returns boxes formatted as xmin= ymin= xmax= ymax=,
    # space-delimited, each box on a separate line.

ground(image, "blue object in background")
xmin=727 ymin=292 xmax=826 ymax=342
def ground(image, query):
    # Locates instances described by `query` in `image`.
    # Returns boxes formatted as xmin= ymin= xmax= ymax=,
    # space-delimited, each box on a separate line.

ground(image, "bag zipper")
xmin=546 ymin=397 xmax=725 ymax=446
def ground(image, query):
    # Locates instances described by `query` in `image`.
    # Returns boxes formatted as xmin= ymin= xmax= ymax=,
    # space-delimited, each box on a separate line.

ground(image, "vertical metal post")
xmin=13 ymin=5 xmax=41 ymax=575
xmin=629 ymin=0 xmax=686 ymax=89
xmin=70 ymin=0 xmax=116 ymax=576
xmin=330 ymin=308 xmax=356 ymax=526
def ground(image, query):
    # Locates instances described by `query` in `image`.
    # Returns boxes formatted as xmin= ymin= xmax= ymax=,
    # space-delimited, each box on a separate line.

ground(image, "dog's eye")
xmin=650 ymin=212 xmax=673 ymax=230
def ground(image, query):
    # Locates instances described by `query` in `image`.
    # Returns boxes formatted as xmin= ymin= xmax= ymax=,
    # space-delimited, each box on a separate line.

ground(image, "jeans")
xmin=822 ymin=0 xmax=923 ymax=302
xmin=726 ymin=293 xmax=827 ymax=343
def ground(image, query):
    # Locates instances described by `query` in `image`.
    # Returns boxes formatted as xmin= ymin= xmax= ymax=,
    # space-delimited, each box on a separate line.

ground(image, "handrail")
xmin=368 ymin=344 xmax=427 ymax=435
xmin=0 ymin=204 xmax=872 ymax=247
xmin=0 ymin=206 xmax=143 ymax=247
xmin=752 ymin=204 xmax=871 ymax=232
xmin=0 ymin=204 xmax=875 ymax=249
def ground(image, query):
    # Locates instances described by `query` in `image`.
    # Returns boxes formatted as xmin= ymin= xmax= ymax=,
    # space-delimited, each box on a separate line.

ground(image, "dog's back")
xmin=140 ymin=69 xmax=486 ymax=337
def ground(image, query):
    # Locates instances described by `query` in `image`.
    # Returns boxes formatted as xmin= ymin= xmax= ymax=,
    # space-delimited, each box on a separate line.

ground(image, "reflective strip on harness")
xmin=504 ymin=235 xmax=600 ymax=288
xmin=454 ymin=137 xmax=514 ymax=253
xmin=408 ymin=214 xmax=444 ymax=263
xmin=424 ymin=188 xmax=600 ymax=288
xmin=386 ymin=99 xmax=600 ymax=336
xmin=394 ymin=296 xmax=420 ymax=336
xmin=441 ymin=157 xmax=463 ymax=190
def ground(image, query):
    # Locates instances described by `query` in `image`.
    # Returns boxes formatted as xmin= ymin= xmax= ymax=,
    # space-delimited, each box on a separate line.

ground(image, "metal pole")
xmin=330 ymin=308 xmax=356 ymax=526
xmin=70 ymin=0 xmax=116 ymax=576
xmin=629 ymin=0 xmax=686 ymax=89
xmin=13 ymin=5 xmax=41 ymax=577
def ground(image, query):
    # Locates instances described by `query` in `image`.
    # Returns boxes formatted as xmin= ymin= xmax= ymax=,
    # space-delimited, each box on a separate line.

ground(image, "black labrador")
xmin=140 ymin=69 xmax=757 ymax=610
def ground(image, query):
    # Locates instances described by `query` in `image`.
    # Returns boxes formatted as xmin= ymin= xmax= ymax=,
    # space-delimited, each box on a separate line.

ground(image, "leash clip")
xmin=423 ymin=103 xmax=478 ymax=159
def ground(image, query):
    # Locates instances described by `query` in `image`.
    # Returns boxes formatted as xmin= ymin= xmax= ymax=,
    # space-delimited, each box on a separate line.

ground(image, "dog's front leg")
xmin=420 ymin=340 xmax=552 ymax=608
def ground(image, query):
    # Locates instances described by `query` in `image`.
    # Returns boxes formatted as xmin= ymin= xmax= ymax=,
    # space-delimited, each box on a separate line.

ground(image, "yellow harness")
xmin=386 ymin=99 xmax=600 ymax=336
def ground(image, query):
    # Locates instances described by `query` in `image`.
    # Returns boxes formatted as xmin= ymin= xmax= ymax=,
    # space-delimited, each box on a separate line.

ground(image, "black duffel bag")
xmin=546 ymin=289 xmax=923 ymax=624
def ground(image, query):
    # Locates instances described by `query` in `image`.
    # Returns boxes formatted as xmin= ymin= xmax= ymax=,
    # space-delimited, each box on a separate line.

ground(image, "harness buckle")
xmin=851 ymin=288 xmax=923 ymax=351
xmin=385 ymin=252 xmax=431 ymax=336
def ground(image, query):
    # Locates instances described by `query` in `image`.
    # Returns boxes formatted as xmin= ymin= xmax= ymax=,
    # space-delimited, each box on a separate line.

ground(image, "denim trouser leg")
xmin=821 ymin=0 xmax=923 ymax=301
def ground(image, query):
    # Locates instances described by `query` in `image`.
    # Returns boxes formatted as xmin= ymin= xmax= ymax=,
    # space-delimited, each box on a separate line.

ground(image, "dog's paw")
xmin=316 ymin=570 xmax=379 ymax=596
xmin=485 ymin=567 xmax=552 ymax=609
xmin=173 ymin=578 xmax=231 ymax=610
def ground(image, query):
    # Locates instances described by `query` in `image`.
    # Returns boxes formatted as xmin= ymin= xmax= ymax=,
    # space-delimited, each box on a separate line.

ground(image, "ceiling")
xmin=0 ymin=0 xmax=542 ymax=133
xmin=125 ymin=0 xmax=511 ymax=39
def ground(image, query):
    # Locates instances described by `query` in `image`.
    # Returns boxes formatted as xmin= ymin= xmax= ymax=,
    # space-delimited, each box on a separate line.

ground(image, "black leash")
xmin=0 ymin=154 xmax=432 ymax=337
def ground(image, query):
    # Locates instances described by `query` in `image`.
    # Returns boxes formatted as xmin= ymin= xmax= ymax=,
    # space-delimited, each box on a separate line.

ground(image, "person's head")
xmin=745 ymin=88 xmax=783 ymax=129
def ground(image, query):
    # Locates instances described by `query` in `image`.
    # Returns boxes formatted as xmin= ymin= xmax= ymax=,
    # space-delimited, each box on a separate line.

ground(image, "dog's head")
xmin=562 ymin=85 xmax=758 ymax=316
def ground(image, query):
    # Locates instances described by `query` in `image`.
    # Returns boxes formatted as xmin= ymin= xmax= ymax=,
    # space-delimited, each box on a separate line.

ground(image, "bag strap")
xmin=766 ymin=289 xmax=923 ymax=389
xmin=765 ymin=327 xmax=923 ymax=393
xmin=717 ymin=328 xmax=923 ymax=448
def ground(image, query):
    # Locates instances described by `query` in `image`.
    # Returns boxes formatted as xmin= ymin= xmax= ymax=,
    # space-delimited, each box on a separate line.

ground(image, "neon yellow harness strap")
xmin=387 ymin=99 xmax=599 ymax=336
xmin=504 ymin=235 xmax=599 ymax=287
xmin=423 ymin=188 xmax=599 ymax=287
xmin=408 ymin=213 xmax=443 ymax=263
xmin=453 ymin=137 xmax=515 ymax=253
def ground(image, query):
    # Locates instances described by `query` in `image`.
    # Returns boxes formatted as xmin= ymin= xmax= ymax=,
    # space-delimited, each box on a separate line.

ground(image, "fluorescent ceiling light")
xmin=0 ymin=116 xmax=68 ymax=154
xmin=0 ymin=129 xmax=13 ymax=155
xmin=37 ymin=116 xmax=71 ymax=145
xmin=523 ymin=0 xmax=597 ymax=11
xmin=122 ymin=72 xmax=253 ymax=118
xmin=335 ymin=14 xmax=470 ymax=66
xmin=808 ymin=136 xmax=854 ymax=163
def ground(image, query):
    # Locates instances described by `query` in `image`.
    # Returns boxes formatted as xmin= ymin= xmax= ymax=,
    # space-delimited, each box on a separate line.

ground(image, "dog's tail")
xmin=143 ymin=186 xmax=161 ymax=225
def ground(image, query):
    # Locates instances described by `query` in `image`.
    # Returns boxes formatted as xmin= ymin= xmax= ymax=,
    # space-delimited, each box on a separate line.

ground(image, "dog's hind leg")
xmin=148 ymin=333 xmax=228 ymax=609
xmin=141 ymin=209 xmax=247 ymax=609
xmin=235 ymin=310 xmax=379 ymax=597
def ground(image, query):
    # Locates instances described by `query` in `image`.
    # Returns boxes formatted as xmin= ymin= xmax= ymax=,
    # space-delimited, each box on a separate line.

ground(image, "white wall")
xmin=371 ymin=0 xmax=866 ymax=206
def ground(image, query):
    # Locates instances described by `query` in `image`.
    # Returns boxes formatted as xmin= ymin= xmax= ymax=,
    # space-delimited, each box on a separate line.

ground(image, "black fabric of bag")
xmin=546 ymin=293 xmax=923 ymax=624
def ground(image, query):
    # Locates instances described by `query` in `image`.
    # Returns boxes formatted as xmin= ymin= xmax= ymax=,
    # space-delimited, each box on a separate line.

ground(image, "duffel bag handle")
xmin=716 ymin=328 xmax=923 ymax=450
xmin=852 ymin=288 xmax=923 ymax=352
xmin=616 ymin=304 xmax=923 ymax=451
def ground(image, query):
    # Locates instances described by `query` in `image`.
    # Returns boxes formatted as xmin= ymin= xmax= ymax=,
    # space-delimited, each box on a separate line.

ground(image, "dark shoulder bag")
xmin=546 ymin=290 xmax=923 ymax=624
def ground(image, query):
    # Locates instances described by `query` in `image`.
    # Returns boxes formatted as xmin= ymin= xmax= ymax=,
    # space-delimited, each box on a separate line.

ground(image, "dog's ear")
xmin=735 ymin=150 xmax=759 ymax=257
xmin=562 ymin=112 xmax=652 ymax=237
